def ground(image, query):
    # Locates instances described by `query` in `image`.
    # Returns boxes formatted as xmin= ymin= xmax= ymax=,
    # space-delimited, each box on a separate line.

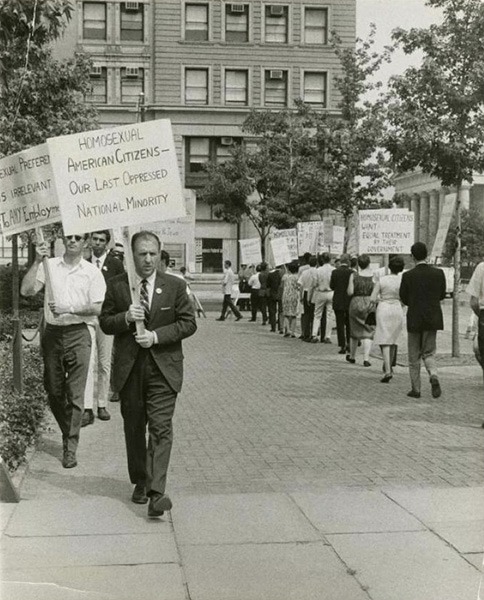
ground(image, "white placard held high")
xmin=47 ymin=120 xmax=185 ymax=235
xmin=271 ymin=228 xmax=298 ymax=261
xmin=358 ymin=209 xmax=414 ymax=255
xmin=239 ymin=238 xmax=262 ymax=265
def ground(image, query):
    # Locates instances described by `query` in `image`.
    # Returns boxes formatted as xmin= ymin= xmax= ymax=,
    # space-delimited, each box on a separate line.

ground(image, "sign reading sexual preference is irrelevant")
xmin=358 ymin=208 xmax=414 ymax=254
xmin=0 ymin=143 xmax=60 ymax=235
xmin=47 ymin=120 xmax=185 ymax=235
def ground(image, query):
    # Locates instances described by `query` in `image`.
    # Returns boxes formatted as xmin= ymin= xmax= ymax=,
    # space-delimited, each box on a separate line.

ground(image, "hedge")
xmin=0 ymin=342 xmax=48 ymax=472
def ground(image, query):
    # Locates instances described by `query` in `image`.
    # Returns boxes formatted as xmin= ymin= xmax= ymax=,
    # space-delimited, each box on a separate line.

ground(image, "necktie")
xmin=96 ymin=259 xmax=101 ymax=269
xmin=140 ymin=279 xmax=150 ymax=327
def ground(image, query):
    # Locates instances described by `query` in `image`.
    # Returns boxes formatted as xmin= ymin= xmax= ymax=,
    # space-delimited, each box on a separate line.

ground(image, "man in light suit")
xmin=400 ymin=242 xmax=446 ymax=399
xmin=100 ymin=231 xmax=197 ymax=517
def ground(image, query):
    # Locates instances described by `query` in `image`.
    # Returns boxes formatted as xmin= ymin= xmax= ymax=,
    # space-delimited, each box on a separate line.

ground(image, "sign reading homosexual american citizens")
xmin=0 ymin=143 xmax=60 ymax=235
xmin=358 ymin=208 xmax=414 ymax=255
xmin=47 ymin=120 xmax=185 ymax=235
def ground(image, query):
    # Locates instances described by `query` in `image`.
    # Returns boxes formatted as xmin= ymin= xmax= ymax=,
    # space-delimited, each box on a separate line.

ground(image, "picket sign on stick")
xmin=35 ymin=227 xmax=55 ymax=303
xmin=119 ymin=226 xmax=145 ymax=336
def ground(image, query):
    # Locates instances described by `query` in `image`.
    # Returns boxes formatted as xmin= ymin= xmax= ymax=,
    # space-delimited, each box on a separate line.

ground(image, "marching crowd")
xmin=218 ymin=242 xmax=450 ymax=400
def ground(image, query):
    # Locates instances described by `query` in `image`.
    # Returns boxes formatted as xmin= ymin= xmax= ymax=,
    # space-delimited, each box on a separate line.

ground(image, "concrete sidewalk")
xmin=1 ymin=310 xmax=484 ymax=599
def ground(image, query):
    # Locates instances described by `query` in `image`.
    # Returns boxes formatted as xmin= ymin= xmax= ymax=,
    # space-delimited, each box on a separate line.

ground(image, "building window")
xmin=264 ymin=69 xmax=287 ymax=107
xmin=264 ymin=5 xmax=288 ymax=43
xmin=225 ymin=3 xmax=249 ymax=43
xmin=185 ymin=3 xmax=208 ymax=41
xmin=121 ymin=67 xmax=144 ymax=103
xmin=88 ymin=67 xmax=107 ymax=103
xmin=303 ymin=72 xmax=327 ymax=107
xmin=304 ymin=7 xmax=328 ymax=44
xmin=188 ymin=138 xmax=210 ymax=172
xmin=216 ymin=138 xmax=236 ymax=164
xmin=120 ymin=3 xmax=144 ymax=41
xmin=225 ymin=69 xmax=248 ymax=105
xmin=83 ymin=2 xmax=107 ymax=40
xmin=185 ymin=68 xmax=209 ymax=105
xmin=202 ymin=238 xmax=223 ymax=273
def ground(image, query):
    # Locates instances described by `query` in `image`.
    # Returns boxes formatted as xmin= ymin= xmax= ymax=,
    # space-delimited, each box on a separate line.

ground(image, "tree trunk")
xmin=452 ymin=184 xmax=461 ymax=358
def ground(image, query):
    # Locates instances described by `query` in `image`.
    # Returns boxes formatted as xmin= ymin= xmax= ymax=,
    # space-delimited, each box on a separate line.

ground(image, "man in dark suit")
xmin=83 ymin=230 xmax=125 ymax=426
xmin=400 ymin=242 xmax=446 ymax=399
xmin=330 ymin=254 xmax=352 ymax=354
xmin=100 ymin=231 xmax=197 ymax=517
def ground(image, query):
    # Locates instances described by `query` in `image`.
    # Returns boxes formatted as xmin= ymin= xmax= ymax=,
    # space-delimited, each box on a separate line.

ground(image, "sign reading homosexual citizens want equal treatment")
xmin=47 ymin=120 xmax=185 ymax=236
xmin=358 ymin=208 xmax=414 ymax=255
xmin=0 ymin=143 xmax=60 ymax=235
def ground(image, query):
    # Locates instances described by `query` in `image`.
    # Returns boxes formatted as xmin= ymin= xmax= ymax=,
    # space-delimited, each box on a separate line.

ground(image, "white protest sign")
xmin=271 ymin=228 xmax=298 ymax=260
xmin=358 ymin=209 xmax=414 ymax=254
xmin=271 ymin=236 xmax=293 ymax=266
xmin=297 ymin=221 xmax=321 ymax=255
xmin=139 ymin=189 xmax=195 ymax=244
xmin=323 ymin=217 xmax=334 ymax=245
xmin=0 ymin=143 xmax=60 ymax=235
xmin=429 ymin=194 xmax=457 ymax=261
xmin=47 ymin=119 xmax=185 ymax=235
xmin=346 ymin=214 xmax=359 ymax=256
xmin=332 ymin=226 xmax=345 ymax=255
xmin=239 ymin=238 xmax=262 ymax=265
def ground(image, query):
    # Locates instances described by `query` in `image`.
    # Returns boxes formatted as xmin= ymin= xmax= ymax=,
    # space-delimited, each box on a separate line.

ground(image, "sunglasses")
xmin=65 ymin=235 xmax=83 ymax=241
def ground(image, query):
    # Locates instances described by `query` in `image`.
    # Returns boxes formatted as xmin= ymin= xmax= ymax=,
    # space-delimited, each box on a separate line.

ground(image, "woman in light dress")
xmin=369 ymin=256 xmax=405 ymax=382
xmin=281 ymin=261 xmax=299 ymax=337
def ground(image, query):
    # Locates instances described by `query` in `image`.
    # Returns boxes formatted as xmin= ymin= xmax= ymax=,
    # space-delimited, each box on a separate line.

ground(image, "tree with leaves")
xmin=385 ymin=0 xmax=484 ymax=356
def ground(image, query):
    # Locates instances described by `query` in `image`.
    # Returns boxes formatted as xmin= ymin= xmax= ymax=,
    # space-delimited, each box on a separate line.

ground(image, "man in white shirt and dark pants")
xmin=216 ymin=260 xmax=243 ymax=321
xmin=311 ymin=252 xmax=335 ymax=343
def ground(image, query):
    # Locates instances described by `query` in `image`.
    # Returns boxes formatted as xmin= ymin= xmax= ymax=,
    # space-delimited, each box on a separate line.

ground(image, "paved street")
xmin=1 ymin=304 xmax=484 ymax=599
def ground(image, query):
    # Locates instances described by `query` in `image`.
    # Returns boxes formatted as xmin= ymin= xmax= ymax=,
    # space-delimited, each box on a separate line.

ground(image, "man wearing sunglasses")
xmin=21 ymin=233 xmax=107 ymax=469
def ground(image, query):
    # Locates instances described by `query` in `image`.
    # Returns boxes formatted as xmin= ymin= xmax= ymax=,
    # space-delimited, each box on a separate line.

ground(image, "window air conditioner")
xmin=270 ymin=5 xmax=284 ymax=16
xmin=269 ymin=69 xmax=284 ymax=80
xmin=125 ymin=2 xmax=140 ymax=10
xmin=230 ymin=4 xmax=245 ymax=13
xmin=90 ymin=66 xmax=102 ymax=77
xmin=221 ymin=136 xmax=234 ymax=146
xmin=126 ymin=67 xmax=140 ymax=78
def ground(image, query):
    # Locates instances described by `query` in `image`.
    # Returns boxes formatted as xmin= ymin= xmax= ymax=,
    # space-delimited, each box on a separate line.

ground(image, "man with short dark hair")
xmin=330 ymin=254 xmax=352 ymax=353
xmin=21 ymin=233 xmax=106 ymax=468
xmin=216 ymin=260 xmax=243 ymax=321
xmin=400 ymin=242 xmax=446 ymax=399
xmin=82 ymin=230 xmax=125 ymax=426
xmin=100 ymin=231 xmax=197 ymax=517
xmin=312 ymin=252 xmax=334 ymax=343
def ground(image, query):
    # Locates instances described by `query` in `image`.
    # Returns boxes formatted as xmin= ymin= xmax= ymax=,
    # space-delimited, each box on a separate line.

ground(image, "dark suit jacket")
xmin=400 ymin=263 xmax=446 ymax=332
xmin=267 ymin=269 xmax=282 ymax=300
xmin=330 ymin=265 xmax=352 ymax=311
xmin=101 ymin=253 xmax=125 ymax=281
xmin=99 ymin=271 xmax=197 ymax=393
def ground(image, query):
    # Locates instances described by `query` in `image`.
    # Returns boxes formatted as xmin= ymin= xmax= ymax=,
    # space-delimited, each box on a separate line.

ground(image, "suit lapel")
xmin=149 ymin=271 xmax=166 ymax=324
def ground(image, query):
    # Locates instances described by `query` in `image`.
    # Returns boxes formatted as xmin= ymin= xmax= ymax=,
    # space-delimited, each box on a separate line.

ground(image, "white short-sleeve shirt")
xmin=467 ymin=262 xmax=484 ymax=309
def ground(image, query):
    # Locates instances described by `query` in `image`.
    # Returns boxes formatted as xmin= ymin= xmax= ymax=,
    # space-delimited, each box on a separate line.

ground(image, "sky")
xmin=356 ymin=0 xmax=443 ymax=90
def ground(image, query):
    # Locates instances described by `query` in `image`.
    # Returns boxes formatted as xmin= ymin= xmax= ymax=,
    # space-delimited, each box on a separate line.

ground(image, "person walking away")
xmin=99 ymin=231 xmax=197 ymax=516
xmin=82 ymin=230 xmax=125 ymax=426
xmin=237 ymin=263 xmax=250 ymax=311
xmin=370 ymin=256 xmax=405 ymax=382
xmin=466 ymin=260 xmax=484 ymax=426
xmin=311 ymin=252 xmax=334 ymax=343
xmin=21 ymin=233 xmax=106 ymax=468
xmin=267 ymin=264 xmax=283 ymax=332
xmin=257 ymin=262 xmax=269 ymax=325
xmin=248 ymin=265 xmax=262 ymax=322
xmin=346 ymin=254 xmax=375 ymax=366
xmin=216 ymin=260 xmax=242 ymax=321
xmin=298 ymin=256 xmax=317 ymax=341
xmin=330 ymin=254 xmax=352 ymax=354
xmin=282 ymin=261 xmax=300 ymax=337
xmin=399 ymin=242 xmax=446 ymax=399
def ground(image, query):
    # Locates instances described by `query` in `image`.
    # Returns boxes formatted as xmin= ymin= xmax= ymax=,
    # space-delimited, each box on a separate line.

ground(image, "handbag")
xmin=364 ymin=310 xmax=376 ymax=326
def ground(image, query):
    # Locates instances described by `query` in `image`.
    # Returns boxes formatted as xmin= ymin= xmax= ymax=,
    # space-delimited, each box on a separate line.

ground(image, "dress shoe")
xmin=109 ymin=392 xmax=119 ymax=402
xmin=407 ymin=390 xmax=421 ymax=398
xmin=309 ymin=337 xmax=319 ymax=343
xmin=235 ymin=315 xmax=243 ymax=321
xmin=97 ymin=407 xmax=111 ymax=421
xmin=380 ymin=374 xmax=393 ymax=383
xmin=430 ymin=375 xmax=442 ymax=398
xmin=338 ymin=347 xmax=346 ymax=354
xmin=283 ymin=332 xmax=291 ymax=337
xmin=148 ymin=493 xmax=172 ymax=517
xmin=81 ymin=410 xmax=94 ymax=427
xmin=216 ymin=317 xmax=225 ymax=321
xmin=363 ymin=360 xmax=371 ymax=367
xmin=249 ymin=319 xmax=256 ymax=322
xmin=62 ymin=450 xmax=77 ymax=469
xmin=323 ymin=338 xmax=332 ymax=344
xmin=346 ymin=355 xmax=356 ymax=364
xmin=131 ymin=484 xmax=148 ymax=504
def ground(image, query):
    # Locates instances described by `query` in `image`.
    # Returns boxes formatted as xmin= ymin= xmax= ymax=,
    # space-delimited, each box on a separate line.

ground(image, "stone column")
xmin=428 ymin=189 xmax=439 ymax=250
xmin=438 ymin=189 xmax=446 ymax=217
xmin=460 ymin=182 xmax=471 ymax=210
xmin=410 ymin=194 xmax=420 ymax=243
xmin=419 ymin=192 xmax=430 ymax=246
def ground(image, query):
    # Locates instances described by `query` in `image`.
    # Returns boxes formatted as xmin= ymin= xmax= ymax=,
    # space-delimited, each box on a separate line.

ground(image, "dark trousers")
xmin=120 ymin=351 xmax=177 ymax=496
xmin=301 ymin=292 xmax=314 ymax=339
xmin=42 ymin=323 xmax=91 ymax=453
xmin=320 ymin=306 xmax=327 ymax=342
xmin=267 ymin=297 xmax=281 ymax=331
xmin=258 ymin=295 xmax=268 ymax=324
xmin=220 ymin=294 xmax=241 ymax=319
xmin=334 ymin=309 xmax=350 ymax=349
xmin=478 ymin=310 xmax=484 ymax=369
xmin=250 ymin=290 xmax=259 ymax=320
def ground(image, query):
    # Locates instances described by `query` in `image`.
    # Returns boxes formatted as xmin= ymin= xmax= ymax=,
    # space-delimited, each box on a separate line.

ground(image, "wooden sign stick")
xmin=120 ymin=226 xmax=145 ymax=335
xmin=35 ymin=227 xmax=54 ymax=302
